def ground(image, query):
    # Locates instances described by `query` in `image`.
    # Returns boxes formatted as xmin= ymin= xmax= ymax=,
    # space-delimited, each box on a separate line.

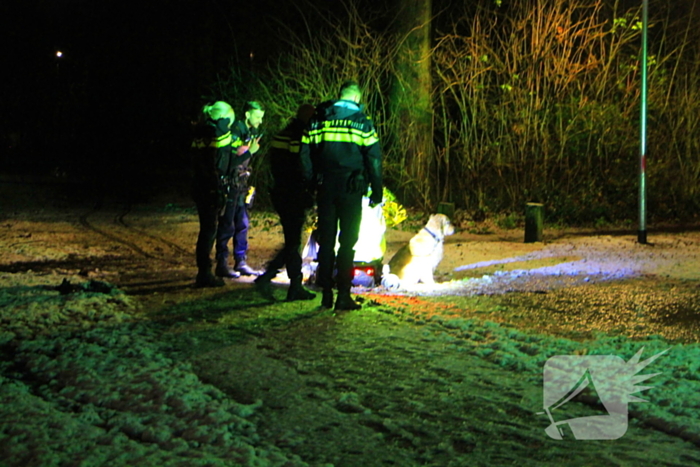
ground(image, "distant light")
xmin=56 ymin=51 xmax=63 ymax=58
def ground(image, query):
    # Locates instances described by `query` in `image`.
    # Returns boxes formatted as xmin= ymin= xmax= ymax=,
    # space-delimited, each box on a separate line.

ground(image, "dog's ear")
xmin=427 ymin=214 xmax=439 ymax=229
xmin=440 ymin=215 xmax=454 ymax=235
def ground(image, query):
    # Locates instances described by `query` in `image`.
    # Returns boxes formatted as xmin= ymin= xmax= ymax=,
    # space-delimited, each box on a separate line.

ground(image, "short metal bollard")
xmin=524 ymin=203 xmax=544 ymax=243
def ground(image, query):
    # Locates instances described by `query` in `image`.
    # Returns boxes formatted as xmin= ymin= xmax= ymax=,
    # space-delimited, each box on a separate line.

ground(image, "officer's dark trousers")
xmin=215 ymin=199 xmax=249 ymax=264
xmin=267 ymin=193 xmax=307 ymax=280
xmin=195 ymin=199 xmax=219 ymax=274
xmin=316 ymin=184 xmax=363 ymax=292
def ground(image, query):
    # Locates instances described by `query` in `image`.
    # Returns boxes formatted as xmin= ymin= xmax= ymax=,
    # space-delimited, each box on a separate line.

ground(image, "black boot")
xmin=335 ymin=289 xmax=361 ymax=311
xmin=195 ymin=271 xmax=225 ymax=288
xmin=286 ymin=276 xmax=316 ymax=301
xmin=235 ymin=256 xmax=261 ymax=276
xmin=321 ymin=288 xmax=334 ymax=308
xmin=215 ymin=260 xmax=241 ymax=278
xmin=254 ymin=270 xmax=277 ymax=300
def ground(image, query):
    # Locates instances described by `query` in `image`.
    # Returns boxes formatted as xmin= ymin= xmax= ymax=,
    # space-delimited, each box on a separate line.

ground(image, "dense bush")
xmin=215 ymin=0 xmax=700 ymax=226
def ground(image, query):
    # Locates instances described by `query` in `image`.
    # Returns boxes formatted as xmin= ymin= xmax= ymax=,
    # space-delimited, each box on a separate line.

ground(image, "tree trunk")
xmin=390 ymin=0 xmax=433 ymax=208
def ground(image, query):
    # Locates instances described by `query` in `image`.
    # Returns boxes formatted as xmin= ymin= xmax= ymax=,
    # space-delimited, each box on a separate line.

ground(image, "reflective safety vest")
xmin=300 ymin=99 xmax=382 ymax=194
xmin=191 ymin=118 xmax=237 ymax=178
xmin=269 ymin=118 xmax=306 ymax=196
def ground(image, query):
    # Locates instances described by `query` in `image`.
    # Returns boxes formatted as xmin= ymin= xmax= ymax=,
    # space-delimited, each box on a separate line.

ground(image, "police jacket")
xmin=300 ymin=99 xmax=382 ymax=197
xmin=269 ymin=117 xmax=312 ymax=205
xmin=191 ymin=117 xmax=251 ymax=204
xmin=230 ymin=120 xmax=263 ymax=197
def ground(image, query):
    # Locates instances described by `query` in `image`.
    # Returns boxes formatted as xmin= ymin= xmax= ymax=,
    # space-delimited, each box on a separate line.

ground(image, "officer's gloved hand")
xmin=369 ymin=190 xmax=383 ymax=208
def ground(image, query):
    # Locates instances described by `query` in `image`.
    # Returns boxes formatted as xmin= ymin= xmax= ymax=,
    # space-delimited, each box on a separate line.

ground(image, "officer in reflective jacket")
xmin=191 ymin=101 xmax=253 ymax=287
xmin=214 ymin=101 xmax=265 ymax=278
xmin=300 ymin=81 xmax=383 ymax=310
xmin=255 ymin=103 xmax=317 ymax=301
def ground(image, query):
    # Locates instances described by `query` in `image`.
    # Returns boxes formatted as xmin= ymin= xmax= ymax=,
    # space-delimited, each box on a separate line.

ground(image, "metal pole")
xmin=638 ymin=0 xmax=648 ymax=244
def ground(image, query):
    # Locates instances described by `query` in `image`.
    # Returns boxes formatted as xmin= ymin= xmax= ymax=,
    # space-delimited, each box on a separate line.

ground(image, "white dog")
xmin=384 ymin=213 xmax=455 ymax=288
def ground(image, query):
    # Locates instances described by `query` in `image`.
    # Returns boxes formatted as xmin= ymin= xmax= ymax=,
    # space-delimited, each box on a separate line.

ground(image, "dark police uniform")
xmin=214 ymin=120 xmax=261 ymax=276
xmin=300 ymin=99 xmax=382 ymax=307
xmin=255 ymin=116 xmax=316 ymax=300
xmin=191 ymin=116 xmax=252 ymax=286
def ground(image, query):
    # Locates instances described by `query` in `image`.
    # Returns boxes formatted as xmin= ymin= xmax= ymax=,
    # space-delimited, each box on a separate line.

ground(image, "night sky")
xmin=1 ymin=0 xmax=301 ymax=197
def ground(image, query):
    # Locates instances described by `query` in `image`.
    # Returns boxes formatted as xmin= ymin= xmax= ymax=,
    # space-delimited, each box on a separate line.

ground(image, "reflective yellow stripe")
xmin=272 ymin=134 xmax=303 ymax=153
xmin=210 ymin=133 xmax=231 ymax=148
xmin=192 ymin=133 xmax=231 ymax=148
xmin=307 ymin=126 xmax=375 ymax=139
xmin=270 ymin=135 xmax=291 ymax=150
xmin=306 ymin=128 xmax=378 ymax=146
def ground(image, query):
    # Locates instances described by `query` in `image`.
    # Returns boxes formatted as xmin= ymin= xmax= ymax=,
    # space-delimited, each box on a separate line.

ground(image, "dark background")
xmin=1 ymin=0 xmax=391 ymax=204
xmin=3 ymin=0 xmax=697 ymax=207
xmin=1 ymin=0 xmax=299 ymax=202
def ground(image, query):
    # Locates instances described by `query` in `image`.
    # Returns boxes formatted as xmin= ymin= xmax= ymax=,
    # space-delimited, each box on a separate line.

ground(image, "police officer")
xmin=255 ymin=103 xmax=317 ymax=301
xmin=215 ymin=101 xmax=265 ymax=278
xmin=300 ymin=81 xmax=383 ymax=310
xmin=191 ymin=101 xmax=252 ymax=287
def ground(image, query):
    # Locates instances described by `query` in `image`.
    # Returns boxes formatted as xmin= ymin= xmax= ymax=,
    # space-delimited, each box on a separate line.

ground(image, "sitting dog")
xmin=385 ymin=213 xmax=455 ymax=287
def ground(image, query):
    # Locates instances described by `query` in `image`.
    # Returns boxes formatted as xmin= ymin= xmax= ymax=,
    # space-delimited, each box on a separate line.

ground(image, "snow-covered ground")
xmin=1 ymin=189 xmax=699 ymax=465
xmin=1 ymin=261 xmax=699 ymax=465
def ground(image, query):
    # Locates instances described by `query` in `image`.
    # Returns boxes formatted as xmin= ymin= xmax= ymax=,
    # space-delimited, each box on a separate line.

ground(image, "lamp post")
xmin=638 ymin=0 xmax=648 ymax=244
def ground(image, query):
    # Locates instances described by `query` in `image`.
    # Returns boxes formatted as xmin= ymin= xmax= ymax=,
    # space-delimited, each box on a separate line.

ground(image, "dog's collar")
xmin=423 ymin=227 xmax=440 ymax=241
